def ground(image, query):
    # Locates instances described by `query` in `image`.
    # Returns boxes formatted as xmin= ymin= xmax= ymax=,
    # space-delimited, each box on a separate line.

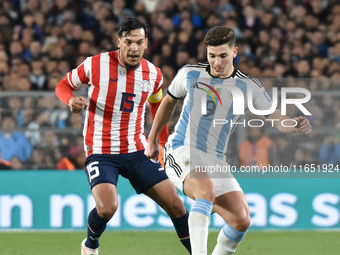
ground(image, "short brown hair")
xmin=203 ymin=26 xmax=235 ymax=48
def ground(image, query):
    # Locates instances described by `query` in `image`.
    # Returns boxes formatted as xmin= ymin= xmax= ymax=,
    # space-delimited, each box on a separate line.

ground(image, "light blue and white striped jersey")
xmin=166 ymin=64 xmax=273 ymax=160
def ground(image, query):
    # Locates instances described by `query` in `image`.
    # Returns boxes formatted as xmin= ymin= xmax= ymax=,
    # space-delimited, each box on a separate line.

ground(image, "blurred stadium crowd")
xmin=0 ymin=0 xmax=340 ymax=170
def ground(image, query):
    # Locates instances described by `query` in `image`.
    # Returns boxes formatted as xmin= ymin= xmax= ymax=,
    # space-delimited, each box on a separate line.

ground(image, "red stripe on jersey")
xmin=101 ymin=55 xmax=118 ymax=154
xmin=153 ymin=67 xmax=162 ymax=94
xmin=134 ymin=59 xmax=149 ymax=151
xmin=119 ymin=68 xmax=135 ymax=154
xmin=77 ymin=63 xmax=89 ymax=84
xmin=85 ymin=54 xmax=101 ymax=156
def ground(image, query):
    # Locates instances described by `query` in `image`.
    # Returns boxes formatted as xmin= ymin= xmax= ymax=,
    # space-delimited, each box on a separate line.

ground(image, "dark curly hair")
xmin=203 ymin=26 xmax=235 ymax=48
xmin=118 ymin=18 xmax=148 ymax=38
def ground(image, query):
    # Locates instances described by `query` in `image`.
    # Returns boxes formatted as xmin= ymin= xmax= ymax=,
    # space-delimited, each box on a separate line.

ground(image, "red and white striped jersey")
xmin=65 ymin=50 xmax=163 ymax=156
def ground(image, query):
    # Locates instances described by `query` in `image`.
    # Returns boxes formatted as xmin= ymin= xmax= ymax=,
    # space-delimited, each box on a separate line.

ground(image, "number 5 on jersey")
xmin=87 ymin=161 xmax=100 ymax=181
xmin=120 ymin=92 xmax=136 ymax=113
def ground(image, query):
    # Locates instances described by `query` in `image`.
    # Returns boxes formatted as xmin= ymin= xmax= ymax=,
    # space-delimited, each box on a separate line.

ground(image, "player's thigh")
xmin=197 ymin=153 xmax=243 ymax=198
xmin=211 ymin=174 xmax=243 ymax=198
xmin=164 ymin=146 xmax=193 ymax=194
xmin=183 ymin=172 xmax=215 ymax=202
xmin=166 ymin=147 xmax=216 ymax=200
xmin=126 ymin=151 xmax=168 ymax=194
xmin=84 ymin=154 xmax=120 ymax=190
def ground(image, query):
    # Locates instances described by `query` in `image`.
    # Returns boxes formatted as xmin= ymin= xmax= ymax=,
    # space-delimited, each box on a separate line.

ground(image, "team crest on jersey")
xmin=141 ymin=80 xmax=151 ymax=92
xmin=182 ymin=157 xmax=190 ymax=167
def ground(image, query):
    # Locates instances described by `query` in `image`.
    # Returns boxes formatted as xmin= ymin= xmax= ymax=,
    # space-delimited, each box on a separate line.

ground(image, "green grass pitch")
xmin=1 ymin=230 xmax=339 ymax=254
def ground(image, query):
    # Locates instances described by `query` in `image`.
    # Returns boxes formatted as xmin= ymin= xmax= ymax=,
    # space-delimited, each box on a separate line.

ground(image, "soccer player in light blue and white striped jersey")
xmin=146 ymin=26 xmax=312 ymax=255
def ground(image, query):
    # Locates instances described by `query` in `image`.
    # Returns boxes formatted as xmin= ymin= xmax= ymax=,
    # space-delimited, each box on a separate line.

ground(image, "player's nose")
xmin=131 ymin=43 xmax=138 ymax=51
xmin=215 ymin=57 xmax=222 ymax=65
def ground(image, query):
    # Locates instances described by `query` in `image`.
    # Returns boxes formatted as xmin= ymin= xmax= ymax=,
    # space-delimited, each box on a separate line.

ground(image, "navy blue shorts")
xmin=84 ymin=150 xmax=167 ymax=194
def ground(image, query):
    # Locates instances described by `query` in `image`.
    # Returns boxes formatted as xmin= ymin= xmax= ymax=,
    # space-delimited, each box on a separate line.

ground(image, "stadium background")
xmin=0 ymin=0 xmax=340 ymax=253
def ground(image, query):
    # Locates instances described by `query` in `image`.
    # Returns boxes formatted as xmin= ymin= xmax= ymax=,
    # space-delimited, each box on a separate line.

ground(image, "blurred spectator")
xmin=137 ymin=0 xmax=160 ymax=14
xmin=13 ymin=11 xmax=43 ymax=44
xmin=172 ymin=4 xmax=203 ymax=30
xmin=19 ymin=62 xmax=32 ymax=77
xmin=0 ymin=115 xmax=32 ymax=162
xmin=68 ymin=112 xmax=83 ymax=128
xmin=18 ymin=76 xmax=36 ymax=90
xmin=40 ymin=130 xmax=62 ymax=168
xmin=239 ymin=5 xmax=262 ymax=33
xmin=49 ymin=0 xmax=70 ymax=25
xmin=0 ymin=152 xmax=11 ymax=170
xmin=0 ymin=61 xmax=9 ymax=85
xmin=22 ymin=0 xmax=40 ymax=14
xmin=9 ymin=40 xmax=24 ymax=59
xmin=29 ymin=56 xmax=48 ymax=89
xmin=26 ymin=148 xmax=45 ymax=170
xmin=308 ymin=0 xmax=329 ymax=23
xmin=49 ymin=100 xmax=69 ymax=128
xmin=296 ymin=60 xmax=311 ymax=78
xmin=275 ymin=135 xmax=295 ymax=165
xmin=8 ymin=97 xmax=24 ymax=127
xmin=319 ymin=135 xmax=340 ymax=165
xmin=175 ymin=50 xmax=190 ymax=70
xmin=291 ymin=146 xmax=314 ymax=166
xmin=0 ymin=12 xmax=13 ymax=46
xmin=10 ymin=156 xmax=23 ymax=170
xmin=239 ymin=126 xmax=277 ymax=168
xmin=25 ymin=110 xmax=50 ymax=146
xmin=112 ymin=0 xmax=135 ymax=23
xmin=149 ymin=25 xmax=165 ymax=59
xmin=161 ymin=65 xmax=175 ymax=88
xmin=56 ymin=145 xmax=86 ymax=170
xmin=260 ymin=0 xmax=281 ymax=15
xmin=321 ymin=95 xmax=336 ymax=125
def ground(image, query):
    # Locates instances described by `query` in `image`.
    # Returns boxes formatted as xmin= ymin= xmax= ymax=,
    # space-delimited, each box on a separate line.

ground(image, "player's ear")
xmin=233 ymin=46 xmax=238 ymax=58
xmin=144 ymin=38 xmax=148 ymax=49
xmin=117 ymin=36 xmax=121 ymax=48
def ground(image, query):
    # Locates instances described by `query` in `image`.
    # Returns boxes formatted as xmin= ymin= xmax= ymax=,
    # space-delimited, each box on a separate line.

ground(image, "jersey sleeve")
xmin=167 ymin=68 xmax=188 ymax=99
xmin=65 ymin=57 xmax=91 ymax=90
xmin=150 ymin=66 xmax=163 ymax=94
xmin=149 ymin=66 xmax=163 ymax=103
xmin=248 ymin=79 xmax=273 ymax=116
xmin=148 ymin=89 xmax=163 ymax=103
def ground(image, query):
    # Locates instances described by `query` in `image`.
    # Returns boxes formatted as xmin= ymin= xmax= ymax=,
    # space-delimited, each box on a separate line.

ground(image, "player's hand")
xmin=294 ymin=116 xmax=312 ymax=134
xmin=68 ymin=96 xmax=88 ymax=113
xmin=145 ymin=141 xmax=159 ymax=162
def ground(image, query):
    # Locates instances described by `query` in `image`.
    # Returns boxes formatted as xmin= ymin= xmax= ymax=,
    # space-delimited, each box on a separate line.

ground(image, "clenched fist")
xmin=68 ymin=96 xmax=88 ymax=113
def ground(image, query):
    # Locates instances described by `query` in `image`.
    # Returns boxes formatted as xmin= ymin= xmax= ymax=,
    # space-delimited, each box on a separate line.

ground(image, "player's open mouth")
xmin=128 ymin=55 xmax=139 ymax=61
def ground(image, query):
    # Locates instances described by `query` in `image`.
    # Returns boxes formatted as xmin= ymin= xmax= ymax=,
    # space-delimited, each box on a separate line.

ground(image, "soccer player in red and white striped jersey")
xmin=56 ymin=18 xmax=191 ymax=255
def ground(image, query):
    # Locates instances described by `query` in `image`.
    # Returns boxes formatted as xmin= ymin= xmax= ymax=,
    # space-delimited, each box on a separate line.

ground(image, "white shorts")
xmin=164 ymin=145 xmax=242 ymax=197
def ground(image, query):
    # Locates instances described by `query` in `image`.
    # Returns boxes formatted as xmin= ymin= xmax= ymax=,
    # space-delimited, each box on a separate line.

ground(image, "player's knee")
xmin=164 ymin=195 xmax=186 ymax=218
xmin=196 ymin=182 xmax=216 ymax=203
xmin=97 ymin=202 xmax=118 ymax=219
xmin=234 ymin=212 xmax=251 ymax=232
